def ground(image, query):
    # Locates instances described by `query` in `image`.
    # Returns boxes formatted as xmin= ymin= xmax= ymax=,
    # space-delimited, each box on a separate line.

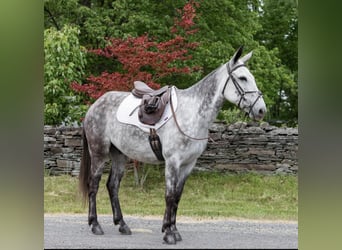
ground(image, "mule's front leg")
xmin=169 ymin=180 xmax=186 ymax=242
xmin=164 ymin=178 xmax=187 ymax=243
xmin=162 ymin=160 xmax=195 ymax=244
xmin=162 ymin=194 xmax=184 ymax=243
xmin=162 ymin=169 xmax=184 ymax=244
xmin=162 ymin=195 xmax=177 ymax=244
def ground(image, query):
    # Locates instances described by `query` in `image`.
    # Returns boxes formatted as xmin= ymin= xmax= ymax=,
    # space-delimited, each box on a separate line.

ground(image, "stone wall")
xmin=44 ymin=126 xmax=83 ymax=176
xmin=44 ymin=122 xmax=298 ymax=176
xmin=196 ymin=122 xmax=298 ymax=175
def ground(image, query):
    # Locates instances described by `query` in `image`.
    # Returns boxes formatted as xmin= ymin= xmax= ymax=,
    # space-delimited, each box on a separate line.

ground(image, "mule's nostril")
xmin=259 ymin=108 xmax=264 ymax=115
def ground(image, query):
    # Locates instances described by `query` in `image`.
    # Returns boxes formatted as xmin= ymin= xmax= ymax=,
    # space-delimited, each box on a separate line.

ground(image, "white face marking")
xmin=222 ymin=60 xmax=266 ymax=120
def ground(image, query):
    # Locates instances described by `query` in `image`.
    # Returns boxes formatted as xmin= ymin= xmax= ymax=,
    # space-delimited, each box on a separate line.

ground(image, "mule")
xmin=79 ymin=46 xmax=266 ymax=244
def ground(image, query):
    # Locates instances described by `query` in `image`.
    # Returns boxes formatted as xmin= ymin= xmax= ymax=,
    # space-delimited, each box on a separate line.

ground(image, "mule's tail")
xmin=79 ymin=126 xmax=90 ymax=206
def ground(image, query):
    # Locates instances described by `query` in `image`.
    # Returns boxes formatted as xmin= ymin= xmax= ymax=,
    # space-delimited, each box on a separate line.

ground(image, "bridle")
xmin=221 ymin=63 xmax=263 ymax=118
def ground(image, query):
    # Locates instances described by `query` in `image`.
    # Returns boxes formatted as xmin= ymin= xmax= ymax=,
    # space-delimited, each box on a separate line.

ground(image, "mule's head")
xmin=222 ymin=46 xmax=267 ymax=121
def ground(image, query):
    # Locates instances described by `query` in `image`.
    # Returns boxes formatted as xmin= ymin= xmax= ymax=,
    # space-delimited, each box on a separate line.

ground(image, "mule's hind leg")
xmin=88 ymin=156 xmax=106 ymax=235
xmin=106 ymin=146 xmax=132 ymax=235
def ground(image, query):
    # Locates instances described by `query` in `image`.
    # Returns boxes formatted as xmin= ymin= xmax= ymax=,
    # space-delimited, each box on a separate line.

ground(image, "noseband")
xmin=221 ymin=63 xmax=263 ymax=117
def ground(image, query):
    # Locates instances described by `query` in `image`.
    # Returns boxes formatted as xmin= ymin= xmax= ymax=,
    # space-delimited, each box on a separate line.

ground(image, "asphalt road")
xmin=44 ymin=214 xmax=298 ymax=249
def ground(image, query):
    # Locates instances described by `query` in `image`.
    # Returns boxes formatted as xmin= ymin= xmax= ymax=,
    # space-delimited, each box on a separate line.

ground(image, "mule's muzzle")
xmin=244 ymin=91 xmax=266 ymax=121
xmin=256 ymin=107 xmax=266 ymax=120
xmin=249 ymin=106 xmax=266 ymax=121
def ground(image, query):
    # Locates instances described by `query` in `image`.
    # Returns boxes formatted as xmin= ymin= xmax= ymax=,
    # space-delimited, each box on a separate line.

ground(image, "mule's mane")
xmin=186 ymin=68 xmax=218 ymax=92
xmin=180 ymin=65 xmax=226 ymax=128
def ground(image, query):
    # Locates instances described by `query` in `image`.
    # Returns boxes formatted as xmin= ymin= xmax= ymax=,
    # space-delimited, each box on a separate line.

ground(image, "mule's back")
xmin=83 ymin=91 xmax=129 ymax=154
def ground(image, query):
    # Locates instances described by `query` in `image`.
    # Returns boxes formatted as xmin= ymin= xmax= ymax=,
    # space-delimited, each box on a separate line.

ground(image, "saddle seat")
xmin=131 ymin=81 xmax=171 ymax=126
xmin=132 ymin=81 xmax=170 ymax=98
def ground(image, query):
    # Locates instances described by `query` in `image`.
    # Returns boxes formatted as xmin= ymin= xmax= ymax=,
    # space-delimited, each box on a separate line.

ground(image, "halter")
xmin=221 ymin=63 xmax=263 ymax=118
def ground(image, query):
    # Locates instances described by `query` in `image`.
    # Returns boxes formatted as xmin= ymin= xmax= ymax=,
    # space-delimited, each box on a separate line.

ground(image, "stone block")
xmin=51 ymin=147 xmax=74 ymax=154
xmin=44 ymin=126 xmax=57 ymax=134
xmin=209 ymin=122 xmax=226 ymax=132
xmin=64 ymin=138 xmax=82 ymax=147
xmin=56 ymin=159 xmax=80 ymax=170
xmin=44 ymin=136 xmax=56 ymax=142
xmin=44 ymin=159 xmax=56 ymax=167
xmin=248 ymin=148 xmax=275 ymax=156
xmin=62 ymin=128 xmax=82 ymax=135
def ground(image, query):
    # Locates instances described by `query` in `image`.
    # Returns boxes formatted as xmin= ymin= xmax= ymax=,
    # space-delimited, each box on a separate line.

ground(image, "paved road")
xmin=44 ymin=214 xmax=298 ymax=249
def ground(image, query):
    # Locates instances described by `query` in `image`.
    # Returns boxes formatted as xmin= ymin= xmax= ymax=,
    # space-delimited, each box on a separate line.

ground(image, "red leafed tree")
xmin=71 ymin=1 xmax=200 ymax=100
xmin=171 ymin=0 xmax=200 ymax=35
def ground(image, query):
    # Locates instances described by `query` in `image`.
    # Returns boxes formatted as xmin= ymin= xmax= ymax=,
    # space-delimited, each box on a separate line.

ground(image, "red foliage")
xmin=171 ymin=0 xmax=200 ymax=35
xmin=71 ymin=1 xmax=200 ymax=100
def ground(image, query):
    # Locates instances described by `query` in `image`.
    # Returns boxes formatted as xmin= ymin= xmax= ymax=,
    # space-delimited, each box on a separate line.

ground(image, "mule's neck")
xmin=185 ymin=64 xmax=227 ymax=128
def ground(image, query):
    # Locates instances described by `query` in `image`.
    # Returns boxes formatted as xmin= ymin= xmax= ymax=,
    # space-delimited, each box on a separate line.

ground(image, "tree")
xmin=254 ymin=0 xmax=298 ymax=125
xmin=189 ymin=0 xmax=262 ymax=74
xmin=44 ymin=0 xmax=182 ymax=48
xmin=44 ymin=0 xmax=298 ymax=125
xmin=247 ymin=46 xmax=296 ymax=124
xmin=255 ymin=0 xmax=298 ymax=71
xmin=44 ymin=25 xmax=87 ymax=125
xmin=71 ymin=1 xmax=200 ymax=100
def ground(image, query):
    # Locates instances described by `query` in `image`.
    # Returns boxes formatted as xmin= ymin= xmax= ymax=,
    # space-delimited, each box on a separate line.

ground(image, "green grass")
xmin=44 ymin=166 xmax=297 ymax=221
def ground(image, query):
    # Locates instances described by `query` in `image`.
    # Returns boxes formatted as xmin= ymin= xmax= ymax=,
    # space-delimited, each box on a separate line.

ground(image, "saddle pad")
xmin=116 ymin=87 xmax=178 ymax=133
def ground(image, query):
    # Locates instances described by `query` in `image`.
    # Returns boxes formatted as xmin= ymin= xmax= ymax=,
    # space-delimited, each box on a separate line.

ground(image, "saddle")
xmin=132 ymin=81 xmax=171 ymax=126
xmin=130 ymin=81 xmax=172 ymax=161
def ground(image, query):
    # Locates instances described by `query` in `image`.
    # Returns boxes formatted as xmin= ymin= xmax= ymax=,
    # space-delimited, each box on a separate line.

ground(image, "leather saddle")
xmin=131 ymin=81 xmax=171 ymax=125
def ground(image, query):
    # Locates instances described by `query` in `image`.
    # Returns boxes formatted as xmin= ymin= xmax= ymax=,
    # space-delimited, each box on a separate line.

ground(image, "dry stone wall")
xmin=44 ymin=126 xmax=83 ymax=176
xmin=44 ymin=122 xmax=298 ymax=176
xmin=196 ymin=122 xmax=298 ymax=174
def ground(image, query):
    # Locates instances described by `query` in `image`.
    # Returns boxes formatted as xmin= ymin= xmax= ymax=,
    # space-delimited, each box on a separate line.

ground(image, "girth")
xmin=148 ymin=128 xmax=164 ymax=161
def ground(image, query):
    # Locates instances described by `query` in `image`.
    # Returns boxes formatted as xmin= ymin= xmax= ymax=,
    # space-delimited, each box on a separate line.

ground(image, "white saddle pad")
xmin=117 ymin=87 xmax=178 ymax=133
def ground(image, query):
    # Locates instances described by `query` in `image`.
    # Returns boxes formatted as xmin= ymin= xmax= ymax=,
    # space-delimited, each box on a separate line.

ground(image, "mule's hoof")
xmin=91 ymin=224 xmax=104 ymax=235
xmin=173 ymin=231 xmax=182 ymax=241
xmin=163 ymin=232 xmax=176 ymax=245
xmin=119 ymin=224 xmax=132 ymax=235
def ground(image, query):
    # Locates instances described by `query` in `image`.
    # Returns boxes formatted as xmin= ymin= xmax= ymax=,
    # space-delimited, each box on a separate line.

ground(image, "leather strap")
xmin=148 ymin=128 xmax=165 ymax=161
xmin=169 ymin=93 xmax=209 ymax=141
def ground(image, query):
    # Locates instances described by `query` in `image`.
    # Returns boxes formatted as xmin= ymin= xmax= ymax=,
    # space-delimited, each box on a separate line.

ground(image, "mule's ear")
xmin=232 ymin=45 xmax=244 ymax=64
xmin=240 ymin=51 xmax=253 ymax=64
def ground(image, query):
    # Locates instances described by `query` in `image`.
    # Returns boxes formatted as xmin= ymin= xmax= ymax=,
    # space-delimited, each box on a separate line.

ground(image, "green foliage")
xmin=217 ymin=107 xmax=249 ymax=124
xmin=188 ymin=0 xmax=261 ymax=75
xmin=43 ymin=0 xmax=298 ymax=125
xmin=248 ymin=46 xmax=297 ymax=124
xmin=254 ymin=0 xmax=298 ymax=124
xmin=256 ymin=0 xmax=298 ymax=72
xmin=44 ymin=24 xmax=87 ymax=125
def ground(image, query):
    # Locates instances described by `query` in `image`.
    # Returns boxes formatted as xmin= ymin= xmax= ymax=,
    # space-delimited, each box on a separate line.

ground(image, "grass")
xmin=44 ymin=165 xmax=297 ymax=221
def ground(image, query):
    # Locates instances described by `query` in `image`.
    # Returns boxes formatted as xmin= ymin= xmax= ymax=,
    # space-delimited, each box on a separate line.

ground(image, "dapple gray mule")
xmin=79 ymin=46 xmax=266 ymax=244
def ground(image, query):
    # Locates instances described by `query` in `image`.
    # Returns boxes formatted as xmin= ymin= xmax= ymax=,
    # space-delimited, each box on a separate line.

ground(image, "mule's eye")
xmin=239 ymin=76 xmax=247 ymax=81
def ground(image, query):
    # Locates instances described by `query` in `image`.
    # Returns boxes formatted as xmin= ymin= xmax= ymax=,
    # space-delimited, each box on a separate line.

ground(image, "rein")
xmin=169 ymin=94 xmax=245 ymax=143
xmin=169 ymin=93 xmax=211 ymax=141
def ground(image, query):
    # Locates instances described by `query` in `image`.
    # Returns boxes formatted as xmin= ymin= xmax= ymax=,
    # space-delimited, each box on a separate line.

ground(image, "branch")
xmin=44 ymin=6 xmax=60 ymax=30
